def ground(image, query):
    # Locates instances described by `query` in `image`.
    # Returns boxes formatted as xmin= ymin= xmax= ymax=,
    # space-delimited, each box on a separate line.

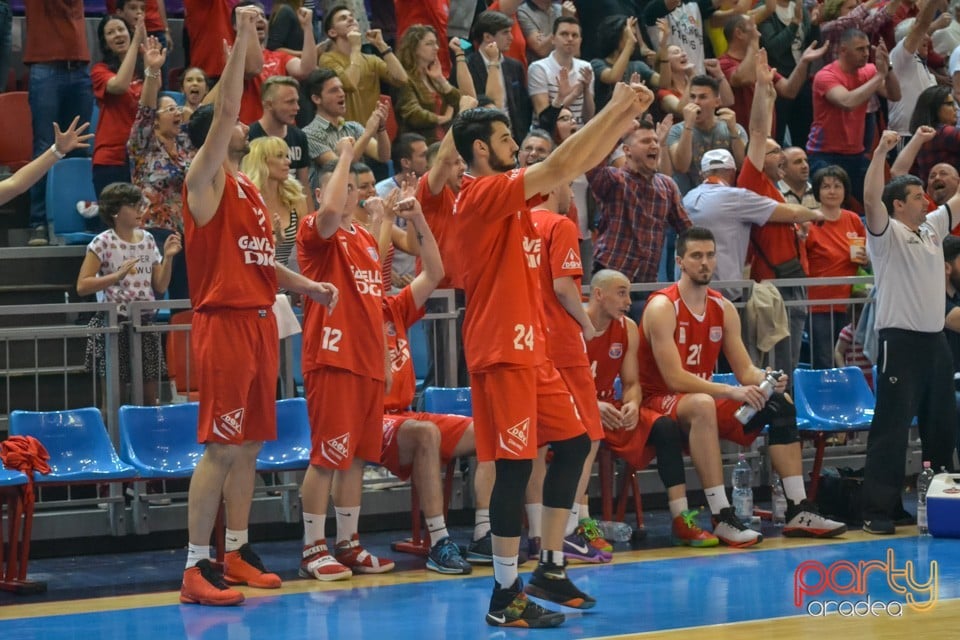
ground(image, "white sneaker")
xmin=299 ymin=540 xmax=352 ymax=581
xmin=712 ymin=507 xmax=763 ymax=548
xmin=783 ymin=500 xmax=847 ymax=538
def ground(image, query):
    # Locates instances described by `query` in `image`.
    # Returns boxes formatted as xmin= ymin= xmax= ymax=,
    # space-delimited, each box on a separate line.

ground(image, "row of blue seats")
xmin=4 ymin=388 xmax=471 ymax=486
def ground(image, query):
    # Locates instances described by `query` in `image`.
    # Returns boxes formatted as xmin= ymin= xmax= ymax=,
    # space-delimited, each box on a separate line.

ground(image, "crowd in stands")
xmin=6 ymin=0 xmax=960 ymax=624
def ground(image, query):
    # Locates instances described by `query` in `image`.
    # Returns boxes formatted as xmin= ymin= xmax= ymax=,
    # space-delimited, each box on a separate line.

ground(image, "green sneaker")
xmin=578 ymin=517 xmax=613 ymax=553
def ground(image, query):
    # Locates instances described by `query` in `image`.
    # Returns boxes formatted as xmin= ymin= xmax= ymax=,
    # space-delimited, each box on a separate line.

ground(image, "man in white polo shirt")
xmin=861 ymin=130 xmax=960 ymax=535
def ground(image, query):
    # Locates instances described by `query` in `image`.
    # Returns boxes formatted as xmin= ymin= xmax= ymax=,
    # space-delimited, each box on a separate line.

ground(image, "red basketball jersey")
xmin=586 ymin=316 xmax=628 ymax=401
xmin=297 ymin=218 xmax=385 ymax=380
xmin=636 ymin=283 xmax=727 ymax=397
xmin=530 ymin=209 xmax=589 ymax=369
xmin=382 ymin=287 xmax=425 ymax=411
xmin=184 ymin=170 xmax=277 ymax=311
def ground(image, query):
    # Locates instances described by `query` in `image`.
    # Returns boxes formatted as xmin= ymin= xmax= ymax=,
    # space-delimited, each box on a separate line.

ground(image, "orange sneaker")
xmin=672 ymin=509 xmax=719 ymax=547
xmin=334 ymin=534 xmax=395 ymax=574
xmin=223 ymin=544 xmax=282 ymax=589
xmin=180 ymin=559 xmax=245 ymax=606
xmin=299 ymin=539 xmax=352 ymax=581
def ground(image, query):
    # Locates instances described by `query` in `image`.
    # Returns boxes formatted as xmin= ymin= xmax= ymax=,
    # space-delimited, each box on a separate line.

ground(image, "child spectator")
xmin=834 ymin=320 xmax=874 ymax=389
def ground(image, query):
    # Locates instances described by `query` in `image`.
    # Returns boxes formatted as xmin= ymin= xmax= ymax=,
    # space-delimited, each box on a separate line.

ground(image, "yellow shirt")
xmin=319 ymin=50 xmax=396 ymax=124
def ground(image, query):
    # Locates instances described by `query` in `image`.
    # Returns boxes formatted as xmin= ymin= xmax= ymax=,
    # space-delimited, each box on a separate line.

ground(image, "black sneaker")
xmin=892 ymin=505 xmax=916 ymax=526
xmin=27 ymin=225 xmax=48 ymax=247
xmin=466 ymin=531 xmax=529 ymax=565
xmin=426 ymin=537 xmax=472 ymax=575
xmin=486 ymin=578 xmax=565 ymax=628
xmin=524 ymin=561 xmax=596 ymax=610
xmin=862 ymin=518 xmax=895 ymax=535
xmin=783 ymin=499 xmax=847 ymax=538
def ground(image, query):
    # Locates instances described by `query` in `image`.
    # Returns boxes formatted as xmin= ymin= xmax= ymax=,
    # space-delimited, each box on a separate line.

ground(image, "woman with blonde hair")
xmin=241 ymin=136 xmax=307 ymax=268
xmin=395 ymin=24 xmax=462 ymax=143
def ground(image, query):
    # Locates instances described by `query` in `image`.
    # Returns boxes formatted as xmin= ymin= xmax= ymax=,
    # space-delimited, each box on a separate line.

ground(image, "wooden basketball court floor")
xmin=0 ymin=529 xmax=957 ymax=639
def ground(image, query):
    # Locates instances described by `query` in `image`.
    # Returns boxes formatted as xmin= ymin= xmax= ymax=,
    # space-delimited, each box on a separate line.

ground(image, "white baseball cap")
xmin=700 ymin=148 xmax=736 ymax=172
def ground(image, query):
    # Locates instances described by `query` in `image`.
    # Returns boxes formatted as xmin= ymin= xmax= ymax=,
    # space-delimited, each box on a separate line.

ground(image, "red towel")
xmin=1 ymin=436 xmax=51 ymax=475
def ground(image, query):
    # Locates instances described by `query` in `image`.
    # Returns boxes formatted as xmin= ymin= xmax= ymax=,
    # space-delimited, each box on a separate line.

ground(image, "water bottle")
xmin=597 ymin=520 xmax=633 ymax=542
xmin=917 ymin=461 xmax=935 ymax=536
xmin=734 ymin=369 xmax=783 ymax=424
xmin=732 ymin=454 xmax=754 ymax=524
xmin=771 ymin=471 xmax=787 ymax=528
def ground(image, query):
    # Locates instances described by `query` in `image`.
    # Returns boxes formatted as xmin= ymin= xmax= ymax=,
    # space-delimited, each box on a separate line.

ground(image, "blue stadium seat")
xmin=44 ymin=157 xmax=96 ymax=245
xmin=408 ymin=320 xmax=429 ymax=392
xmin=0 ymin=468 xmax=28 ymax=487
xmin=159 ymin=90 xmax=186 ymax=106
xmin=257 ymin=398 xmax=311 ymax=471
xmin=710 ymin=372 xmax=738 ymax=386
xmin=9 ymin=408 xmax=136 ymax=483
xmin=792 ymin=367 xmax=875 ymax=499
xmin=422 ymin=387 xmax=471 ymax=416
xmin=118 ymin=403 xmax=204 ymax=478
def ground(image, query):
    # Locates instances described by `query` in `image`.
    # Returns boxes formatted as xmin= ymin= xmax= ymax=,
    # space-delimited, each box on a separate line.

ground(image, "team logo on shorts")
xmin=561 ymin=248 xmax=581 ymax=271
xmin=213 ymin=408 xmax=244 ymax=441
xmin=322 ymin=432 xmax=351 ymax=466
xmin=709 ymin=327 xmax=723 ymax=342
xmin=609 ymin=342 xmax=623 ymax=359
xmin=499 ymin=418 xmax=531 ymax=456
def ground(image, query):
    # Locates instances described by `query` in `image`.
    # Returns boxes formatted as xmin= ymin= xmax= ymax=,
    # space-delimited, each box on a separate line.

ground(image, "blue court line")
xmin=4 ymin=536 xmax=958 ymax=640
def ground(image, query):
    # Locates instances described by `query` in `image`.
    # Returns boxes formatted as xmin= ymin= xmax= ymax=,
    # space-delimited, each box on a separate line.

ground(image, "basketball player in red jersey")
xmin=296 ymin=139 xmax=397 ymax=581
xmin=585 ymin=269 xmax=718 ymax=547
xmin=450 ymin=81 xmax=652 ymax=628
xmin=528 ymin=185 xmax=613 ymax=563
xmin=639 ymin=226 xmax=846 ymax=548
xmin=179 ymin=7 xmax=338 ymax=607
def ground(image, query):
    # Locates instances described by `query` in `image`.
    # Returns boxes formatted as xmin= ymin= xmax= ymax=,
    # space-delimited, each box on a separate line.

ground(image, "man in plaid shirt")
xmin=589 ymin=119 xmax=691 ymax=319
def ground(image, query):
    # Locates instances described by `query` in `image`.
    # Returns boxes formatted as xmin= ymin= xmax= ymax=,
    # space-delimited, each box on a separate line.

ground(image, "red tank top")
xmin=586 ymin=316 xmax=628 ymax=401
xmin=184 ymin=171 xmax=277 ymax=311
xmin=636 ymin=283 xmax=727 ymax=397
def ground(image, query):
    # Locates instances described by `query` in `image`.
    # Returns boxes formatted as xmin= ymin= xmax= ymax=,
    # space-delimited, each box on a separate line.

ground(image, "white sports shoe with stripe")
xmin=299 ymin=539 xmax=352 ymax=581
xmin=711 ymin=507 xmax=763 ymax=548
xmin=334 ymin=534 xmax=396 ymax=574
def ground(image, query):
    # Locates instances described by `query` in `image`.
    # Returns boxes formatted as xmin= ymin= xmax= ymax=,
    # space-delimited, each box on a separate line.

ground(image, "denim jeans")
xmin=0 ymin=3 xmax=12 ymax=92
xmin=28 ymin=62 xmax=94 ymax=227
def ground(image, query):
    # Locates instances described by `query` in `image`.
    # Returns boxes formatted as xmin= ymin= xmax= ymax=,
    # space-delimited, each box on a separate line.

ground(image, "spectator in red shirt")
xmin=805 ymin=165 xmax=868 ymax=369
xmin=181 ymin=67 xmax=210 ymax=121
xmin=233 ymin=1 xmax=317 ymax=124
xmin=183 ymin=0 xmax=234 ymax=81
xmin=719 ymin=14 xmax=827 ymax=130
xmin=91 ymin=16 xmax=146 ymax=201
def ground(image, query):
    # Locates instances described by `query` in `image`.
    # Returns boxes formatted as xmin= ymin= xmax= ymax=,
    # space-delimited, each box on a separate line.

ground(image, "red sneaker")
xmin=334 ymin=534 xmax=395 ymax=574
xmin=299 ymin=539 xmax=352 ymax=581
xmin=180 ymin=560 xmax=245 ymax=606
xmin=223 ymin=544 xmax=282 ymax=589
xmin=672 ymin=509 xmax=720 ymax=547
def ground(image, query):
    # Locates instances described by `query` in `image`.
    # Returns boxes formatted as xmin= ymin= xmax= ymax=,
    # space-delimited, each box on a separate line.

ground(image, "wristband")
xmin=379 ymin=46 xmax=393 ymax=56
xmin=50 ymin=144 xmax=65 ymax=160
xmin=145 ymin=68 xmax=161 ymax=79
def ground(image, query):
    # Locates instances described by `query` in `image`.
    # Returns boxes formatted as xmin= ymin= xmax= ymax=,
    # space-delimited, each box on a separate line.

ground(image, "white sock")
xmin=186 ymin=543 xmax=210 ymax=569
xmin=669 ymin=497 xmax=689 ymax=518
xmin=565 ymin=503 xmax=580 ymax=536
xmin=580 ymin=502 xmax=590 ymax=521
xmin=474 ymin=508 xmax=491 ymax=541
xmin=525 ymin=503 xmax=543 ymax=538
xmin=704 ymin=485 xmax=730 ymax=514
xmin=493 ymin=554 xmax=519 ymax=590
xmin=224 ymin=528 xmax=247 ymax=553
xmin=426 ymin=514 xmax=449 ymax=546
xmin=335 ymin=506 xmax=360 ymax=544
xmin=782 ymin=475 xmax=807 ymax=504
xmin=303 ymin=512 xmax=326 ymax=546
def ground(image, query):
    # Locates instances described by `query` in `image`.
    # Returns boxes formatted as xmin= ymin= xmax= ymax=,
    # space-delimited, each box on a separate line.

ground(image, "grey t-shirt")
xmin=667 ymin=120 xmax=748 ymax=194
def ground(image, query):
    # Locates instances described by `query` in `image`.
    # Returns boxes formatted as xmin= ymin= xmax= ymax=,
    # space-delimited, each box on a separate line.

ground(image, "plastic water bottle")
xmin=917 ymin=461 xmax=935 ymax=536
xmin=734 ymin=370 xmax=782 ymax=424
xmin=771 ymin=471 xmax=787 ymax=528
xmin=732 ymin=454 xmax=754 ymax=524
xmin=597 ymin=520 xmax=633 ymax=542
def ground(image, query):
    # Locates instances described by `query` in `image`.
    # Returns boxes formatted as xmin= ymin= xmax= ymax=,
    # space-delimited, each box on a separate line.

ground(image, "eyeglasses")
xmin=557 ymin=115 xmax=581 ymax=124
xmin=157 ymin=105 xmax=181 ymax=114
xmin=765 ymin=147 xmax=783 ymax=155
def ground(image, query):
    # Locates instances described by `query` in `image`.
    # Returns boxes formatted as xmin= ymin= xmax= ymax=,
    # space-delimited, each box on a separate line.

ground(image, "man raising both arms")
xmin=179 ymin=7 xmax=337 ymax=606
xmin=450 ymin=81 xmax=651 ymax=628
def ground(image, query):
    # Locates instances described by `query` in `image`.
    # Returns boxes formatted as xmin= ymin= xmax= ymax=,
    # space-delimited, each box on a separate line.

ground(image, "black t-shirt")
xmin=248 ymin=121 xmax=310 ymax=175
xmin=945 ymin=289 xmax=960 ymax=374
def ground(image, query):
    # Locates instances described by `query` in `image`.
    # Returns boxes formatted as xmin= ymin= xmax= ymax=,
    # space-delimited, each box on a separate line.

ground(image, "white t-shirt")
xmin=887 ymin=40 xmax=936 ymax=134
xmin=527 ymin=52 xmax=595 ymax=122
xmin=682 ymin=182 xmax=778 ymax=295
xmin=648 ymin=2 xmax=705 ymax=75
xmin=87 ymin=228 xmax=161 ymax=316
xmin=868 ymin=205 xmax=951 ymax=332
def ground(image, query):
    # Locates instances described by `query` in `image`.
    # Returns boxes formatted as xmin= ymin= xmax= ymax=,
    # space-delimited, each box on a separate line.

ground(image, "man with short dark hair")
xmin=860 ymin=130 xmax=960 ymax=535
xmin=778 ymin=147 xmax=818 ymax=209
xmin=248 ymin=75 xmax=310 ymax=188
xmin=527 ymin=17 xmax=595 ymax=122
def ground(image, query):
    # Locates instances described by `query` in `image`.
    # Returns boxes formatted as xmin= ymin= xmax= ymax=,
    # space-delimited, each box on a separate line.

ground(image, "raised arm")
xmin=776 ymin=40 xmax=828 ymax=99
xmin=524 ymin=82 xmax=653 ymax=199
xmin=284 ymin=8 xmax=317 ymax=78
xmin=315 ymin=138 xmax=356 ymax=239
xmin=891 ymin=125 xmax=935 ymax=176
xmin=449 ymin=39 xmax=478 ymax=100
xmin=0 ymin=118 xmax=91 ymax=206
xmin=185 ymin=7 xmax=257 ymax=227
xmin=428 ymin=95 xmax=476 ymax=195
xmin=746 ymin=49 xmax=776 ymax=170
xmin=669 ymin=103 xmax=699 ymax=173
xmin=138 ymin=35 xmax=166 ymax=109
xmin=107 ymin=18 xmax=146 ymax=94
xmin=399 ymin=195 xmax=444 ymax=308
xmin=864 ymin=129 xmax=899 ymax=234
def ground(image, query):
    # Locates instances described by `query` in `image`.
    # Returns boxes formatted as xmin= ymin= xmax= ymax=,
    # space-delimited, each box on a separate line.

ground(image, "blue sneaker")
xmin=426 ymin=537 xmax=472 ymax=575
